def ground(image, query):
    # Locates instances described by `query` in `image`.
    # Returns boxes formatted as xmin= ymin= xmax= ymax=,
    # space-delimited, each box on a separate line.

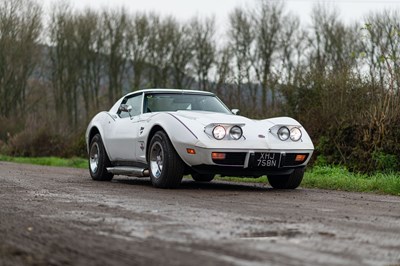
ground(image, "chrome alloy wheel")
xmin=150 ymin=141 xmax=164 ymax=178
xmin=89 ymin=142 xmax=100 ymax=174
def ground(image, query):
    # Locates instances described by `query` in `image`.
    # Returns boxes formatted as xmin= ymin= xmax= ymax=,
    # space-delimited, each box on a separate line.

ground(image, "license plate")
xmin=255 ymin=153 xmax=280 ymax=168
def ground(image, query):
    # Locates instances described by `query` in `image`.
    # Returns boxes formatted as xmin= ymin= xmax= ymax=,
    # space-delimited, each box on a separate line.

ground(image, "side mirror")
xmin=119 ymin=104 xmax=132 ymax=113
xmin=231 ymin=109 xmax=240 ymax=115
xmin=119 ymin=104 xmax=133 ymax=118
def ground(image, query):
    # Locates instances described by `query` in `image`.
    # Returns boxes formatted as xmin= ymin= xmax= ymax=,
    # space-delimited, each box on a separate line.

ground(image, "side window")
xmin=118 ymin=94 xmax=142 ymax=118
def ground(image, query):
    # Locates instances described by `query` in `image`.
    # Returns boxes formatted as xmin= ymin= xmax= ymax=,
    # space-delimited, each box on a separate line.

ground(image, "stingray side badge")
xmin=139 ymin=141 xmax=145 ymax=151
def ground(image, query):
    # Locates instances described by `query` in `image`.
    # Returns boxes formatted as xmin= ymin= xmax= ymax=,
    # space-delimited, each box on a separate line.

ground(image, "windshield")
xmin=144 ymin=93 xmax=231 ymax=114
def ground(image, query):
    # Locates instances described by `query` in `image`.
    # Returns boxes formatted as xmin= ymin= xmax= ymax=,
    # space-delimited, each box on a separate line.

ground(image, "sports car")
xmin=86 ymin=89 xmax=314 ymax=189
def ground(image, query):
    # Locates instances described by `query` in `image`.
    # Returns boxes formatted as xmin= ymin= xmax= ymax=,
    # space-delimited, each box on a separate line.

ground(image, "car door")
xmin=105 ymin=93 xmax=143 ymax=163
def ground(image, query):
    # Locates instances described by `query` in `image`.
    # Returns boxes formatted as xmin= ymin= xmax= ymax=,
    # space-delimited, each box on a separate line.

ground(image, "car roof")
xmin=109 ymin=89 xmax=218 ymax=113
xmin=125 ymin=88 xmax=215 ymax=98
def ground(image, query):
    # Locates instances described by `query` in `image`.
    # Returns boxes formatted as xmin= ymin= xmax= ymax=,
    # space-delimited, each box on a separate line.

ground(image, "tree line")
xmin=0 ymin=0 xmax=399 ymax=172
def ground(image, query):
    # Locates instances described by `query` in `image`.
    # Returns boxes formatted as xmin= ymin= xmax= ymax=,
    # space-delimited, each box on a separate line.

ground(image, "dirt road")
xmin=0 ymin=162 xmax=399 ymax=266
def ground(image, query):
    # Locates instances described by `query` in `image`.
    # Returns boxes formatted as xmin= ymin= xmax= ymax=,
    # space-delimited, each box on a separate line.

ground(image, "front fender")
xmin=85 ymin=111 xmax=116 ymax=157
xmin=140 ymin=113 xmax=199 ymax=165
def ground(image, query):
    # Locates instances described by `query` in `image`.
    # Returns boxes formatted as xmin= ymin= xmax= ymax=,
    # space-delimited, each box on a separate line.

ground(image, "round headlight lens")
xmin=290 ymin=127 xmax=302 ymax=141
xmin=277 ymin=126 xmax=290 ymax=141
xmin=229 ymin=126 xmax=242 ymax=140
xmin=213 ymin=125 xmax=226 ymax=140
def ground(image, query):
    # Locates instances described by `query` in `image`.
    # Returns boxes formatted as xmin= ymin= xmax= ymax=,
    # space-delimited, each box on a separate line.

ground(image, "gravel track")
xmin=0 ymin=162 xmax=399 ymax=266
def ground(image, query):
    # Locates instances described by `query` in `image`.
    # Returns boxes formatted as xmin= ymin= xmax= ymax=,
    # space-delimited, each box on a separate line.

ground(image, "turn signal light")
xmin=212 ymin=152 xmax=226 ymax=160
xmin=187 ymin=148 xmax=196 ymax=154
xmin=295 ymin=154 xmax=307 ymax=162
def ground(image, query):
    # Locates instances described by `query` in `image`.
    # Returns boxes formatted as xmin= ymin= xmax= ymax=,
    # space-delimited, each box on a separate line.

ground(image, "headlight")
xmin=213 ymin=125 xmax=226 ymax=140
xmin=290 ymin=127 xmax=302 ymax=141
xmin=229 ymin=126 xmax=242 ymax=140
xmin=277 ymin=126 xmax=290 ymax=141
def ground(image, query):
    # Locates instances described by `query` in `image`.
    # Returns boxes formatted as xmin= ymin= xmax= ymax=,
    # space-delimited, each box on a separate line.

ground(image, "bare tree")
xmin=103 ymin=9 xmax=128 ymax=104
xmin=170 ymin=22 xmax=194 ymax=89
xmin=251 ymin=0 xmax=284 ymax=113
xmin=213 ymin=46 xmax=233 ymax=96
xmin=0 ymin=0 xmax=42 ymax=118
xmin=228 ymin=7 xmax=256 ymax=109
xmin=147 ymin=14 xmax=175 ymax=88
xmin=75 ymin=9 xmax=104 ymax=119
xmin=359 ymin=10 xmax=400 ymax=152
xmin=127 ymin=13 xmax=149 ymax=90
xmin=362 ymin=10 xmax=400 ymax=88
xmin=190 ymin=16 xmax=216 ymax=91
xmin=279 ymin=14 xmax=302 ymax=85
xmin=309 ymin=4 xmax=357 ymax=74
xmin=49 ymin=3 xmax=81 ymax=128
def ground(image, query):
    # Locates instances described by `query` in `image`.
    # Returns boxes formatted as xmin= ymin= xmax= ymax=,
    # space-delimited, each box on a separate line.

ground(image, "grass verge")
xmin=302 ymin=165 xmax=400 ymax=196
xmin=218 ymin=165 xmax=400 ymax=196
xmin=0 ymin=155 xmax=87 ymax=169
xmin=0 ymin=155 xmax=399 ymax=196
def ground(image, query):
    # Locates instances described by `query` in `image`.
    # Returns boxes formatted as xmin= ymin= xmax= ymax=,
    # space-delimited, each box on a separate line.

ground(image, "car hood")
xmin=170 ymin=111 xmax=300 ymax=127
xmin=170 ymin=110 xmax=254 ymax=126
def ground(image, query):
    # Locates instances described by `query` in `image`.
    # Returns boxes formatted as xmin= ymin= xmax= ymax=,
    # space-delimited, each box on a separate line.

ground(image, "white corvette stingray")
xmin=86 ymin=89 xmax=314 ymax=189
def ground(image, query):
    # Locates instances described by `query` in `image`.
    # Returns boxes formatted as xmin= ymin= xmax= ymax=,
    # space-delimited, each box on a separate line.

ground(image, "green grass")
xmin=0 ymin=155 xmax=87 ymax=169
xmin=302 ymin=165 xmax=400 ymax=196
xmin=218 ymin=165 xmax=400 ymax=196
xmin=1 ymin=155 xmax=399 ymax=196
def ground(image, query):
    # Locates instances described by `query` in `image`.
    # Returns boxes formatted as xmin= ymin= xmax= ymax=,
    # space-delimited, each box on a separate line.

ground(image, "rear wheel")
xmin=267 ymin=167 xmax=304 ymax=189
xmin=191 ymin=173 xmax=215 ymax=182
xmin=89 ymin=134 xmax=113 ymax=181
xmin=148 ymin=131 xmax=184 ymax=188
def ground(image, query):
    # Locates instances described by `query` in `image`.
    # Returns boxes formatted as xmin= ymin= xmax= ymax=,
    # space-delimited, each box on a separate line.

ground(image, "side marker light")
xmin=187 ymin=148 xmax=196 ymax=155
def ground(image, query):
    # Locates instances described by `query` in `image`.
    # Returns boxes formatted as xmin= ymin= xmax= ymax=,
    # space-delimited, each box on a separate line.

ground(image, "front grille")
xmin=212 ymin=152 xmax=246 ymax=166
xmin=281 ymin=153 xmax=308 ymax=167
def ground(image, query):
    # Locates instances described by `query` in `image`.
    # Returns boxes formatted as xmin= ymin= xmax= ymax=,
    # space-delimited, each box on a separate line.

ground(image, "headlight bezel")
xmin=274 ymin=125 xmax=303 ymax=142
xmin=205 ymin=124 xmax=244 ymax=140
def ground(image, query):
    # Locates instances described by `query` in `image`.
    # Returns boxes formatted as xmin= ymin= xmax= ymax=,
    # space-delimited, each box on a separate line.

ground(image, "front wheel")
xmin=148 ymin=131 xmax=184 ymax=188
xmin=89 ymin=134 xmax=113 ymax=181
xmin=267 ymin=168 xmax=305 ymax=189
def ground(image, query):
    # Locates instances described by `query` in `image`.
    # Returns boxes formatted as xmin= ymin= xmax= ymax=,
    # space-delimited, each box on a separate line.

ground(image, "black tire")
xmin=148 ymin=131 xmax=184 ymax=188
xmin=89 ymin=134 xmax=113 ymax=181
xmin=267 ymin=167 xmax=305 ymax=189
xmin=191 ymin=173 xmax=215 ymax=182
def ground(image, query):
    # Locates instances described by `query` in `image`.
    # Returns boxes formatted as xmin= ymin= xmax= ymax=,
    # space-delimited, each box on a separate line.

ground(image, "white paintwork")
xmin=86 ymin=89 xmax=314 ymax=173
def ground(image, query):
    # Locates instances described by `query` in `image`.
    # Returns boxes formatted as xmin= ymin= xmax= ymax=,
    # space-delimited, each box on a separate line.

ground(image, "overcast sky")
xmin=41 ymin=0 xmax=400 ymax=27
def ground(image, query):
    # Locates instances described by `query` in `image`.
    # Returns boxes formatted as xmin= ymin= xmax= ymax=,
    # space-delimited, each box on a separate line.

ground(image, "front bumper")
xmin=179 ymin=146 xmax=313 ymax=177
xmin=191 ymin=164 xmax=300 ymax=177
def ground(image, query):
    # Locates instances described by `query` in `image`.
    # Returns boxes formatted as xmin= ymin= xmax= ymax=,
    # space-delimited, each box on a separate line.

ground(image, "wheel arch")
xmin=143 ymin=113 xmax=199 ymax=166
xmin=86 ymin=126 xmax=101 ymax=154
xmin=89 ymin=127 xmax=100 ymax=143
xmin=145 ymin=125 xmax=165 ymax=162
xmin=86 ymin=112 xmax=111 ymax=152
xmin=86 ymin=126 xmax=112 ymax=162
xmin=145 ymin=124 xmax=191 ymax=168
